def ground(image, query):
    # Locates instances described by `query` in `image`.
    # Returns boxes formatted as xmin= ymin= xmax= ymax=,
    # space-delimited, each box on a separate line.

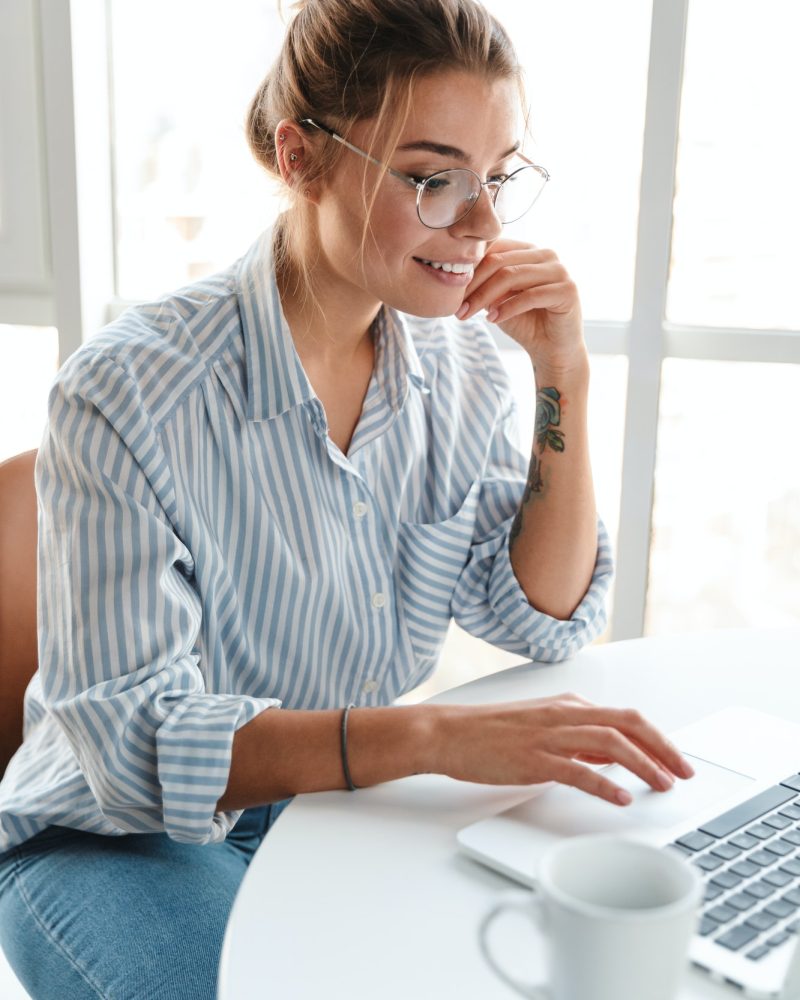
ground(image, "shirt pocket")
xmin=394 ymin=479 xmax=481 ymax=663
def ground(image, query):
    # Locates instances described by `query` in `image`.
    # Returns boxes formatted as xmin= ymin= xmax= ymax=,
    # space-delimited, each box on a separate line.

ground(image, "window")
xmin=3 ymin=1 xmax=797 ymax=696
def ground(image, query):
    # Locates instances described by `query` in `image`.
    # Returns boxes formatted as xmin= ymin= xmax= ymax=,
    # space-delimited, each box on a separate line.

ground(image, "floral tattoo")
xmin=509 ymin=387 xmax=564 ymax=550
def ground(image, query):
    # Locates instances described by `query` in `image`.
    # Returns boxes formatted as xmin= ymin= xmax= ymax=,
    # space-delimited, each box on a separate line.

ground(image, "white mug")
xmin=479 ymin=833 xmax=702 ymax=1000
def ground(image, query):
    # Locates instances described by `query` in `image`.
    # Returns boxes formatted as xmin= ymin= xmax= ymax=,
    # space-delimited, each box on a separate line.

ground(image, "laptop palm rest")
xmin=457 ymin=754 xmax=754 ymax=887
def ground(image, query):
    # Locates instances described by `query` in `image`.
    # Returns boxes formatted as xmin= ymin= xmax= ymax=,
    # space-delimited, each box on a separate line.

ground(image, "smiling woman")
xmin=0 ymin=3 xmax=695 ymax=999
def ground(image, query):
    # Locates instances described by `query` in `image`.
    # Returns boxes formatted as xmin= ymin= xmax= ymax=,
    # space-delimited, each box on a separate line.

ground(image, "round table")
xmin=218 ymin=627 xmax=800 ymax=999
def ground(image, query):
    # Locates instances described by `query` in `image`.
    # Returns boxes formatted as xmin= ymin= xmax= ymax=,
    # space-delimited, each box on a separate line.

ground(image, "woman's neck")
xmin=276 ymin=226 xmax=380 ymax=370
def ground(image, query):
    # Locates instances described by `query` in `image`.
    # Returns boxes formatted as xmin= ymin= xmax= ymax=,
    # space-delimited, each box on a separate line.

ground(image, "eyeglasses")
xmin=299 ymin=118 xmax=549 ymax=230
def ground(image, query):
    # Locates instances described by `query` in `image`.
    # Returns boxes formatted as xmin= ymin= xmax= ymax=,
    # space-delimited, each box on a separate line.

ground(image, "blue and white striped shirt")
xmin=0 ymin=228 xmax=612 ymax=850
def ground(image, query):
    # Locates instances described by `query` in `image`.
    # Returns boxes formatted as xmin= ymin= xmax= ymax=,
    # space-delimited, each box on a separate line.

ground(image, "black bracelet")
xmin=341 ymin=703 xmax=358 ymax=791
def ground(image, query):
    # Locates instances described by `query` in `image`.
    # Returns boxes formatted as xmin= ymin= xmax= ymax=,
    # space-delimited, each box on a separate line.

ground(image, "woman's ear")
xmin=275 ymin=119 xmax=318 ymax=202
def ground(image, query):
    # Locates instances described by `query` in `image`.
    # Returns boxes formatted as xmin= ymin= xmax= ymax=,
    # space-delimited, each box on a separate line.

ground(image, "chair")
xmin=0 ymin=449 xmax=39 ymax=779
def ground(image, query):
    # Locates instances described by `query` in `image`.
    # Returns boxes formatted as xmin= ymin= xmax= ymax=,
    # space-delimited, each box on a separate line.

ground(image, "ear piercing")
xmin=279 ymin=133 xmax=286 ymax=142
xmin=289 ymin=153 xmax=298 ymax=162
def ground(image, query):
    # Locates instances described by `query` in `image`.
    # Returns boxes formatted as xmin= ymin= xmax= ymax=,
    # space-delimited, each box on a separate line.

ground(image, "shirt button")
xmin=362 ymin=679 xmax=378 ymax=694
xmin=371 ymin=592 xmax=386 ymax=609
xmin=353 ymin=501 xmax=368 ymax=520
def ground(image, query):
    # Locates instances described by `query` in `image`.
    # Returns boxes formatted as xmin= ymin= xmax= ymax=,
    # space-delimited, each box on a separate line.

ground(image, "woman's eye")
xmin=422 ymin=177 xmax=451 ymax=192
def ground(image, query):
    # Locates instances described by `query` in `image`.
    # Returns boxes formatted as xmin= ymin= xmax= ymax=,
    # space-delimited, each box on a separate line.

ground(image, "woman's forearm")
xmin=216 ymin=704 xmax=434 ymax=811
xmin=508 ymin=353 xmax=598 ymax=620
xmin=216 ymin=696 xmax=694 ymax=814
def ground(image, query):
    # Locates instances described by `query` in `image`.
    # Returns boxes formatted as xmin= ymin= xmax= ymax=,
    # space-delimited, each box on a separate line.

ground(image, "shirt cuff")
xmin=487 ymin=516 xmax=614 ymax=663
xmin=156 ymin=694 xmax=281 ymax=844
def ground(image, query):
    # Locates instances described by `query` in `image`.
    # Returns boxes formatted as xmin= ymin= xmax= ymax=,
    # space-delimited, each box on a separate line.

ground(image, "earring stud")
xmin=289 ymin=153 xmax=298 ymax=162
xmin=279 ymin=133 xmax=286 ymax=142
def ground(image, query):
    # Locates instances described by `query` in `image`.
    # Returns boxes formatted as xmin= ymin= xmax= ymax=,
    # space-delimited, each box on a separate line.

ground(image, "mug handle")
xmin=478 ymin=888 xmax=549 ymax=999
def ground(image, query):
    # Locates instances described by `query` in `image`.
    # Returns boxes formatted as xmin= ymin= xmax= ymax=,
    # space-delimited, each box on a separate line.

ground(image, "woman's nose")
xmin=449 ymin=185 xmax=503 ymax=241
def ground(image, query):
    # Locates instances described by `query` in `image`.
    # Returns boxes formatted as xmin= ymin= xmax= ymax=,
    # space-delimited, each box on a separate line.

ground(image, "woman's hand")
xmin=456 ymin=239 xmax=586 ymax=374
xmin=428 ymin=693 xmax=695 ymax=806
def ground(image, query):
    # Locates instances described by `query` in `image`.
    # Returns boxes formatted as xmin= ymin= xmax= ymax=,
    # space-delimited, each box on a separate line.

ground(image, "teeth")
xmin=420 ymin=258 xmax=473 ymax=274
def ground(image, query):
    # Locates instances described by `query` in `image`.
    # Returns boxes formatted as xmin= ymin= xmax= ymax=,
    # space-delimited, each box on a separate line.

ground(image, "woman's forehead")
xmin=361 ymin=70 xmax=521 ymax=163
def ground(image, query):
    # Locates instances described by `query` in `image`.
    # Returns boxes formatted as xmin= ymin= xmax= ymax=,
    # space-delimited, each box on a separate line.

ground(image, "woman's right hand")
xmin=426 ymin=693 xmax=695 ymax=806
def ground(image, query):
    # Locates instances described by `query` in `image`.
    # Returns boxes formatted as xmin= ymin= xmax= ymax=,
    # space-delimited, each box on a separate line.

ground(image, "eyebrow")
xmin=396 ymin=139 xmax=521 ymax=162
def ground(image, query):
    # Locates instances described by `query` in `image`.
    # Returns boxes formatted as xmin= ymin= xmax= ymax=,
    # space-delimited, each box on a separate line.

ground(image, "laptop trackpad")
xmin=457 ymin=755 xmax=755 ymax=886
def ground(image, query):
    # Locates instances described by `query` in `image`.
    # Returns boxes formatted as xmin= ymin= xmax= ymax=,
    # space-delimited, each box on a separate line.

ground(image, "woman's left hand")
xmin=456 ymin=239 xmax=587 ymax=373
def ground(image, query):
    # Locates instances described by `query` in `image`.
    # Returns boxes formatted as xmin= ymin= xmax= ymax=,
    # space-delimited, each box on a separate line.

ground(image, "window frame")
xmin=12 ymin=0 xmax=800 ymax=639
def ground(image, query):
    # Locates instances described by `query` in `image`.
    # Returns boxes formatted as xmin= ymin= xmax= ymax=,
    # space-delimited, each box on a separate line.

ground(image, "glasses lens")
xmin=417 ymin=169 xmax=481 ymax=228
xmin=493 ymin=165 xmax=548 ymax=224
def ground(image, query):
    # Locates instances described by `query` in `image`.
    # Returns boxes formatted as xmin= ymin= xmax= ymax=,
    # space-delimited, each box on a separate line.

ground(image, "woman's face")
xmin=311 ymin=69 xmax=522 ymax=318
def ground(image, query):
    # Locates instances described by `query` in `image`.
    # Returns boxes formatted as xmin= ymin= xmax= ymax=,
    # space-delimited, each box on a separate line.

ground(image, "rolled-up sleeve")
xmin=450 ymin=389 xmax=614 ymax=663
xmin=36 ymin=351 xmax=279 ymax=844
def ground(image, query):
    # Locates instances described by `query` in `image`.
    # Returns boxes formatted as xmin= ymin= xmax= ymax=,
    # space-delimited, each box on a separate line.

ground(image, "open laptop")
xmin=457 ymin=706 xmax=800 ymax=998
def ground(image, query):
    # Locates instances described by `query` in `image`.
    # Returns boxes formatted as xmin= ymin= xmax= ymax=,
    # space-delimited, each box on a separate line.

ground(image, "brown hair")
xmin=246 ymin=0 xmax=523 ymax=298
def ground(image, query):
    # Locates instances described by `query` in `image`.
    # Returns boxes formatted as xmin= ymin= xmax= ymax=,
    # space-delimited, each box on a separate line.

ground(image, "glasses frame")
xmin=299 ymin=118 xmax=549 ymax=230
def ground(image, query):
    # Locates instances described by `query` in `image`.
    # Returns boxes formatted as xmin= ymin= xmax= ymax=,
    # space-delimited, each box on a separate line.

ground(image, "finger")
xmin=553 ymin=726 xmax=675 ymax=793
xmin=486 ymin=283 xmax=578 ymax=325
xmin=462 ymin=261 xmax=567 ymax=318
xmin=464 ymin=248 xmax=560 ymax=300
xmin=575 ymin=706 xmax=694 ymax=780
xmin=574 ymin=753 xmax=615 ymax=765
xmin=542 ymin=753 xmax=634 ymax=807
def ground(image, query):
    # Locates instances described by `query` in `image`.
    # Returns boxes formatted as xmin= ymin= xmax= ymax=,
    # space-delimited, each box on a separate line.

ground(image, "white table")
xmin=218 ymin=628 xmax=800 ymax=999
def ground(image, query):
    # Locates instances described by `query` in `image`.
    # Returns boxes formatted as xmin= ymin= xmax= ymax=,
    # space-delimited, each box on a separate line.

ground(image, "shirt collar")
xmin=237 ymin=227 xmax=428 ymax=423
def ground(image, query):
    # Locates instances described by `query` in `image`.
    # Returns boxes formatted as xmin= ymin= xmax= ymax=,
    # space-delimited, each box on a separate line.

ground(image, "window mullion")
xmin=612 ymin=0 xmax=690 ymax=640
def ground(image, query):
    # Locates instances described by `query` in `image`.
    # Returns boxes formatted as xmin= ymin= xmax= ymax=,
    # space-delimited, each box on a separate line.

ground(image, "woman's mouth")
xmin=413 ymin=257 xmax=475 ymax=286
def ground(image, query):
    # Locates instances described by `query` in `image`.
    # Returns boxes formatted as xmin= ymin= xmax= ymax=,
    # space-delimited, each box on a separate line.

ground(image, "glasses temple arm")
xmin=299 ymin=119 xmax=420 ymax=190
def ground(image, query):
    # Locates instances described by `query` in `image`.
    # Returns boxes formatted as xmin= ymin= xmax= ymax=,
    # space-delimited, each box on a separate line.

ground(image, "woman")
xmin=0 ymin=1 xmax=693 ymax=997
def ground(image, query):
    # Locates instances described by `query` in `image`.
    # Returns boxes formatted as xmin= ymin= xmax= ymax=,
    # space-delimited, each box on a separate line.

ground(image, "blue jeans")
xmin=0 ymin=799 xmax=293 ymax=1000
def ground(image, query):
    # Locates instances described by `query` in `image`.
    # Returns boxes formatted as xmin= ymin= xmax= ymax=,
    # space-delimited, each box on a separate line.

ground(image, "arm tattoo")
xmin=509 ymin=387 xmax=564 ymax=551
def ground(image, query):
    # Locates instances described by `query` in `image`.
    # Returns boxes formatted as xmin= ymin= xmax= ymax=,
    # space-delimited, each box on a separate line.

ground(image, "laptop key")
xmin=746 ymin=945 xmax=771 ymax=961
xmin=699 ymin=786 xmax=796 ymax=839
xmin=780 ymin=775 xmax=800 ymax=792
xmin=716 ymin=924 xmax=760 ymax=951
xmin=746 ymin=911 xmax=779 ymax=932
xmin=694 ymin=854 xmax=724 ymax=872
xmin=706 ymin=904 xmax=738 ymax=924
xmin=731 ymin=860 xmax=760 ymax=878
xmin=726 ymin=893 xmax=758 ymax=912
xmin=750 ymin=849 xmax=779 ymax=866
xmin=781 ymin=830 xmax=800 ymax=847
xmin=745 ymin=881 xmax=776 ymax=900
xmin=710 ymin=843 xmax=741 ymax=861
xmin=765 ymin=899 xmax=796 ymax=919
xmin=698 ymin=916 xmax=718 ymax=936
xmin=765 ymin=839 xmax=795 ymax=857
xmin=711 ymin=871 xmax=742 ymax=890
xmin=763 ymin=870 xmax=794 ymax=888
xmin=767 ymin=931 xmax=790 ymax=948
xmin=747 ymin=824 xmax=775 ymax=840
xmin=783 ymin=889 xmax=800 ymax=906
xmin=729 ymin=832 xmax=760 ymax=850
xmin=676 ymin=831 xmax=716 ymax=852
xmin=764 ymin=814 xmax=793 ymax=830
xmin=787 ymin=919 xmax=800 ymax=933
xmin=779 ymin=804 xmax=800 ymax=821
xmin=704 ymin=883 xmax=724 ymax=902
xmin=780 ymin=859 xmax=800 ymax=877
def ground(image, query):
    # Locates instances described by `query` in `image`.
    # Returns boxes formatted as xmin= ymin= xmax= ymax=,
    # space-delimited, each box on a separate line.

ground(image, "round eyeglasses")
xmin=299 ymin=118 xmax=549 ymax=230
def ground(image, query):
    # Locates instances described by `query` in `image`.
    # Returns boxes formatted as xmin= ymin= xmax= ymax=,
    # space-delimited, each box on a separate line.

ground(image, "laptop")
xmin=457 ymin=706 xmax=800 ymax=998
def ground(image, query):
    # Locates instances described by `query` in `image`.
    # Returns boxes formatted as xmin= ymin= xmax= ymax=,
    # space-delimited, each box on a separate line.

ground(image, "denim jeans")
xmin=0 ymin=798 xmax=293 ymax=1000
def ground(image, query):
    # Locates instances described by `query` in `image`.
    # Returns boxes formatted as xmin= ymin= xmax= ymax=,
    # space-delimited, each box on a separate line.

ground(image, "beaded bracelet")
xmin=341 ymin=703 xmax=359 ymax=791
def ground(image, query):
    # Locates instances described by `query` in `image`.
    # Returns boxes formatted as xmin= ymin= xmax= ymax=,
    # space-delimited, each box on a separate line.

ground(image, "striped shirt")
xmin=0 ymin=227 xmax=612 ymax=851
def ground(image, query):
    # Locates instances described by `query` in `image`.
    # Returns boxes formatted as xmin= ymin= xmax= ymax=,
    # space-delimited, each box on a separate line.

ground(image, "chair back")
xmin=0 ymin=450 xmax=39 ymax=778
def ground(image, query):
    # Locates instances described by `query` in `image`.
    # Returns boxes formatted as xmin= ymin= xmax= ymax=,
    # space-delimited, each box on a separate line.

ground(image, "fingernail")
xmin=455 ymin=302 xmax=469 ymax=319
xmin=616 ymin=789 xmax=633 ymax=806
xmin=486 ymin=307 xmax=499 ymax=322
xmin=682 ymin=761 xmax=695 ymax=778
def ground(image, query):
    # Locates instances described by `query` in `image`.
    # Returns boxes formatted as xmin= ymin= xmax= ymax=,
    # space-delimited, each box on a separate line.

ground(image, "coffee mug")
xmin=478 ymin=833 xmax=702 ymax=1000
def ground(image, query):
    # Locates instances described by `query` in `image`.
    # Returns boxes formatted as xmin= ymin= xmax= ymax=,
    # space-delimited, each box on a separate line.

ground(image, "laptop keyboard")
xmin=667 ymin=773 xmax=800 ymax=962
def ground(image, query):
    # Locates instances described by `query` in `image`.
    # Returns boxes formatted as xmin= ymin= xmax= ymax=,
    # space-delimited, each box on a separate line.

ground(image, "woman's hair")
xmin=246 ymin=0 xmax=523 ymax=297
